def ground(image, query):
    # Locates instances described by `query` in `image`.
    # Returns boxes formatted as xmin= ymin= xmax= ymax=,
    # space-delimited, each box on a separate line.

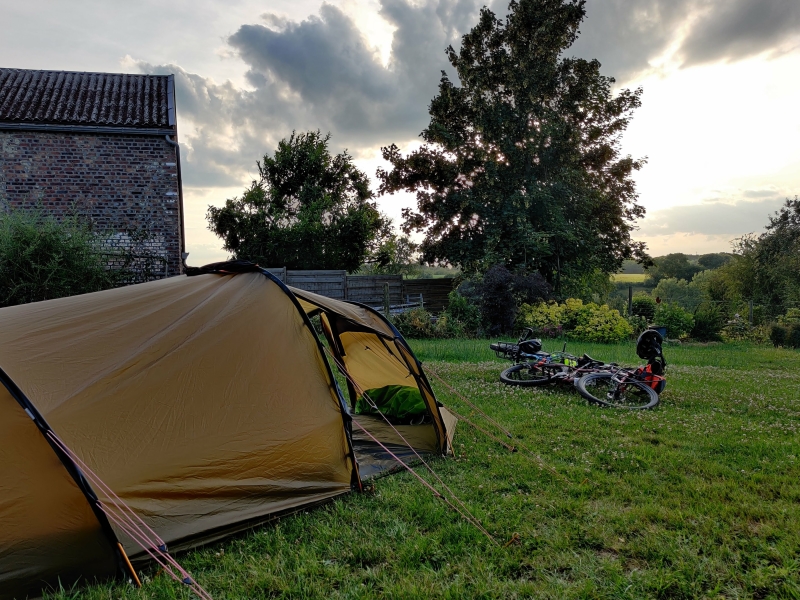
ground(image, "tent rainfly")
xmin=0 ymin=261 xmax=455 ymax=599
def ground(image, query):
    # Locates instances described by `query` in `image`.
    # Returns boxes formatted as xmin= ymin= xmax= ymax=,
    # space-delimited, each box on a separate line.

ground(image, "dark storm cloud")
xmin=227 ymin=0 xmax=483 ymax=144
xmin=638 ymin=195 xmax=787 ymax=236
xmin=139 ymin=0 xmax=485 ymax=190
xmin=574 ymin=0 xmax=800 ymax=81
xmin=570 ymin=0 xmax=695 ymax=82
xmin=679 ymin=0 xmax=800 ymax=66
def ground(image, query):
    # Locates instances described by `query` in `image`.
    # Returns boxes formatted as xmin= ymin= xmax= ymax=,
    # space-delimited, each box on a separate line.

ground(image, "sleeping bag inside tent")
xmin=0 ymin=262 xmax=453 ymax=599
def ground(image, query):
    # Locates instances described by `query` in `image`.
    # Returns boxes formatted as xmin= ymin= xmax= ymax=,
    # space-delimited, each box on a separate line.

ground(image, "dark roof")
xmin=0 ymin=69 xmax=174 ymax=131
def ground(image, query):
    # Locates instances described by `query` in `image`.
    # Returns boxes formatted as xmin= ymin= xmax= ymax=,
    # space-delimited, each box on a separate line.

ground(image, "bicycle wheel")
xmin=499 ymin=363 xmax=566 ymax=387
xmin=575 ymin=372 xmax=659 ymax=409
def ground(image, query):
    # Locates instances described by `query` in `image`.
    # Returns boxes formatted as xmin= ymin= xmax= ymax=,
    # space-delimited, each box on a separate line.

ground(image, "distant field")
xmin=612 ymin=273 xmax=647 ymax=283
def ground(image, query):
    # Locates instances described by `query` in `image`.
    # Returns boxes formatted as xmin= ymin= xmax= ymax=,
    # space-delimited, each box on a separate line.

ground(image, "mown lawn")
xmin=52 ymin=340 xmax=800 ymax=599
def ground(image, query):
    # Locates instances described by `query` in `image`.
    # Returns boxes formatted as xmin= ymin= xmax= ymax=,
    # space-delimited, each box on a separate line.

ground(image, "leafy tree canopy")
xmin=361 ymin=230 xmax=421 ymax=277
xmin=646 ymin=253 xmax=703 ymax=284
xmin=727 ymin=197 xmax=800 ymax=315
xmin=697 ymin=252 xmax=731 ymax=270
xmin=378 ymin=0 xmax=647 ymax=291
xmin=208 ymin=131 xmax=389 ymax=272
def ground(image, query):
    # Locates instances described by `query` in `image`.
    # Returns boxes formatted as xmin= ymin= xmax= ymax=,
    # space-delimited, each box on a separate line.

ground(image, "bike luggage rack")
xmin=490 ymin=342 xmax=518 ymax=359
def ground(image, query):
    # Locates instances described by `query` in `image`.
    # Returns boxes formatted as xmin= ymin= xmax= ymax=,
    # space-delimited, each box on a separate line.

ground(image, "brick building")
xmin=0 ymin=68 xmax=185 ymax=277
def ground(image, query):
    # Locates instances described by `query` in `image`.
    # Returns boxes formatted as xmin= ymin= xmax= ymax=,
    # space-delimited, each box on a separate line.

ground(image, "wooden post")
xmin=383 ymin=282 xmax=390 ymax=317
xmin=628 ymin=285 xmax=633 ymax=317
xmin=748 ymin=300 xmax=753 ymax=325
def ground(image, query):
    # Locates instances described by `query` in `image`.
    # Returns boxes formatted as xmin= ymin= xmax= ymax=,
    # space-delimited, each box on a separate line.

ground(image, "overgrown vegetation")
xmin=53 ymin=339 xmax=800 ymax=600
xmin=0 ymin=207 xmax=163 ymax=308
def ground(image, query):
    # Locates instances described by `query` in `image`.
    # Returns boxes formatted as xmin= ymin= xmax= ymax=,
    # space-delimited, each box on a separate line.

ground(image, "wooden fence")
xmin=266 ymin=268 xmax=456 ymax=313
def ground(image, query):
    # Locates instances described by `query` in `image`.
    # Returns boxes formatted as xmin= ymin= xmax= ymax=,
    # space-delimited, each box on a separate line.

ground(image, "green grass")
xmin=50 ymin=341 xmax=800 ymax=599
xmin=611 ymin=273 xmax=647 ymax=283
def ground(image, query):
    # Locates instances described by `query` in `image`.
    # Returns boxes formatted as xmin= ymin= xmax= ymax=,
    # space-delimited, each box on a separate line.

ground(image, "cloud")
xmin=638 ymin=195 xmax=787 ymax=237
xmin=133 ymin=0 xmax=800 ymax=195
xmin=570 ymin=0 xmax=698 ymax=82
xmin=679 ymin=0 xmax=800 ymax=66
xmin=135 ymin=0 xmax=487 ymax=191
xmin=571 ymin=0 xmax=800 ymax=83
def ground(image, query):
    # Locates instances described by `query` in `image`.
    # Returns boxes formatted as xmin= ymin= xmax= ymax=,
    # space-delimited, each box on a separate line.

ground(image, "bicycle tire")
xmin=575 ymin=372 xmax=659 ymax=409
xmin=499 ymin=363 xmax=566 ymax=387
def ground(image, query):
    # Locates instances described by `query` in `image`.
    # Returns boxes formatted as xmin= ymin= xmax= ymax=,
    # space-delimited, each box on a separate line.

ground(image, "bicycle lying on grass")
xmin=490 ymin=329 xmax=667 ymax=410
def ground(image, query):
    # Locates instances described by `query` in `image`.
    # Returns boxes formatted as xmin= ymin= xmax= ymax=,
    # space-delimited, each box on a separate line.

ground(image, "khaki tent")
xmin=0 ymin=262 xmax=453 ymax=599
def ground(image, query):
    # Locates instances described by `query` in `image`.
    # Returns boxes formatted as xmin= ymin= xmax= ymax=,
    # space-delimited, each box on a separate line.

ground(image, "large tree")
xmin=208 ymin=131 xmax=389 ymax=272
xmin=725 ymin=197 xmax=800 ymax=317
xmin=378 ymin=0 xmax=647 ymax=292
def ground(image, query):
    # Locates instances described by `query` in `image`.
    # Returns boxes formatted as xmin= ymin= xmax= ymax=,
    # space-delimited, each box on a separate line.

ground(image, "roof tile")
xmin=0 ymin=69 xmax=172 ymax=128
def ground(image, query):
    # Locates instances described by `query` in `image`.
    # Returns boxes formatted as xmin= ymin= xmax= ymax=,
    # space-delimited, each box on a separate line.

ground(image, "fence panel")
xmin=263 ymin=269 xmax=456 ymax=313
xmin=264 ymin=267 xmax=286 ymax=282
xmin=402 ymin=278 xmax=457 ymax=313
xmin=346 ymin=275 xmax=402 ymax=306
xmin=286 ymin=270 xmax=347 ymax=299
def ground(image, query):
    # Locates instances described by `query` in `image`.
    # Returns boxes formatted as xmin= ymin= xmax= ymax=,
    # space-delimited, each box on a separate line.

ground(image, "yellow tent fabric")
xmin=0 ymin=265 xmax=451 ymax=598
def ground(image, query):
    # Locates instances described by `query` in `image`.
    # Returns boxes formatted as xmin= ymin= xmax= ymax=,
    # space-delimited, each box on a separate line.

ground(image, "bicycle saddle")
xmin=578 ymin=354 xmax=600 ymax=366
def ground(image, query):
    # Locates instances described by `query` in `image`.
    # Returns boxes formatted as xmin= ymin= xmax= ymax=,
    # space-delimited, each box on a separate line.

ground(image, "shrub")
xmin=778 ymin=308 xmax=800 ymax=326
xmin=626 ymin=314 xmax=649 ymax=337
xmin=653 ymin=277 xmax=705 ymax=312
xmin=654 ymin=302 xmax=694 ymax=339
xmin=631 ymin=294 xmax=656 ymax=321
xmin=517 ymin=298 xmax=632 ymax=343
xmin=0 ymin=206 xmax=165 ymax=308
xmin=432 ymin=312 xmax=467 ymax=338
xmin=569 ymin=302 xmax=633 ymax=343
xmin=691 ymin=303 xmax=724 ymax=342
xmin=770 ymin=324 xmax=787 ymax=347
xmin=445 ymin=290 xmax=481 ymax=334
xmin=720 ymin=314 xmax=768 ymax=343
xmin=463 ymin=265 xmax=551 ymax=335
xmin=392 ymin=308 xmax=433 ymax=338
xmin=788 ymin=323 xmax=800 ymax=349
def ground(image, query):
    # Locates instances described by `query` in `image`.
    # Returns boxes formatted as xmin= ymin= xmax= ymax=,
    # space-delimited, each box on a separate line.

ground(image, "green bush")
xmin=445 ymin=290 xmax=482 ymax=334
xmin=653 ymin=277 xmax=704 ymax=312
xmin=691 ymin=303 xmax=724 ymax=342
xmin=392 ymin=308 xmax=434 ymax=338
xmin=778 ymin=308 xmax=800 ymax=326
xmin=569 ymin=303 xmax=633 ymax=343
xmin=788 ymin=323 xmax=800 ymax=349
xmin=626 ymin=314 xmax=649 ymax=337
xmin=654 ymin=302 xmax=694 ymax=339
xmin=769 ymin=323 xmax=787 ymax=347
xmin=631 ymin=294 xmax=656 ymax=321
xmin=0 ymin=206 xmax=166 ymax=308
xmin=517 ymin=298 xmax=632 ymax=343
xmin=432 ymin=312 xmax=467 ymax=338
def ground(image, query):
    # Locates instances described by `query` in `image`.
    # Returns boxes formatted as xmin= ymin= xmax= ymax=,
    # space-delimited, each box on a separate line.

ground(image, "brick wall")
xmin=0 ymin=131 xmax=182 ymax=277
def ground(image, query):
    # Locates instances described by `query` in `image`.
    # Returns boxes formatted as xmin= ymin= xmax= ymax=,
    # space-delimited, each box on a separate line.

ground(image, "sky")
xmin=1 ymin=0 xmax=799 ymax=265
